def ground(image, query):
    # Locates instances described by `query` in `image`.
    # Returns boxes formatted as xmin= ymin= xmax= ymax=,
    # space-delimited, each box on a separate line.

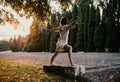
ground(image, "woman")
xmin=50 ymin=17 xmax=80 ymax=66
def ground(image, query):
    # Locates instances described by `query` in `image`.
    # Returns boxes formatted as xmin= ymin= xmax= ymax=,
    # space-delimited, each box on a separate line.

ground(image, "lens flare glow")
xmin=0 ymin=5 xmax=33 ymax=40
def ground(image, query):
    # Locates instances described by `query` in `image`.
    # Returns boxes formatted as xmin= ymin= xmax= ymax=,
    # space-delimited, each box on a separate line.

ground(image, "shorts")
xmin=56 ymin=41 xmax=67 ymax=51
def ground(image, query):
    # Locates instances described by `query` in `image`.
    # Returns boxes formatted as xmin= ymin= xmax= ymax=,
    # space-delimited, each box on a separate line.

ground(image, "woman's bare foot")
xmin=71 ymin=63 xmax=77 ymax=66
xmin=50 ymin=63 xmax=58 ymax=66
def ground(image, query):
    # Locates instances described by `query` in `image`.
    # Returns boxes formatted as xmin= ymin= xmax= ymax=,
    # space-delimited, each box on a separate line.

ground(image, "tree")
xmin=87 ymin=4 xmax=96 ymax=52
xmin=78 ymin=0 xmax=91 ymax=51
xmin=94 ymin=21 xmax=106 ymax=52
xmin=9 ymin=36 xmax=17 ymax=52
xmin=94 ymin=7 xmax=104 ymax=52
xmin=49 ymin=14 xmax=59 ymax=52
xmin=0 ymin=40 xmax=10 ymax=51
xmin=68 ymin=4 xmax=78 ymax=52
xmin=106 ymin=0 xmax=120 ymax=52
xmin=22 ymin=22 xmax=43 ymax=52
xmin=9 ymin=35 xmax=25 ymax=52
xmin=0 ymin=0 xmax=71 ymax=25
xmin=76 ymin=0 xmax=85 ymax=51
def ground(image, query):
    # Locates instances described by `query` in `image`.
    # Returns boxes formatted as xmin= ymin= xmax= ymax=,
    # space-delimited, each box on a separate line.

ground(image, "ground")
xmin=0 ymin=51 xmax=120 ymax=82
xmin=0 ymin=52 xmax=119 ymax=68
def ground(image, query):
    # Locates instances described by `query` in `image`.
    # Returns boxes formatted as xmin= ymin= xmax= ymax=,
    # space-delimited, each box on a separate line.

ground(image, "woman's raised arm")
xmin=68 ymin=18 xmax=80 ymax=30
xmin=51 ymin=27 xmax=61 ymax=32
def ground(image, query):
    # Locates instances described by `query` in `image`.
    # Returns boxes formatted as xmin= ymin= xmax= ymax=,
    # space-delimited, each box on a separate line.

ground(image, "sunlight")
xmin=0 ymin=1 xmax=62 ymax=41
xmin=0 ymin=5 xmax=33 ymax=41
xmin=50 ymin=1 xmax=73 ymax=13
xmin=0 ymin=16 xmax=33 ymax=40
xmin=50 ymin=1 xmax=62 ymax=13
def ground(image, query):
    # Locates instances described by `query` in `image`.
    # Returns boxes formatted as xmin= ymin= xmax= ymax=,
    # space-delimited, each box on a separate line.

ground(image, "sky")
xmin=0 ymin=3 xmax=33 ymax=41
xmin=0 ymin=16 xmax=33 ymax=41
xmin=0 ymin=1 xmax=61 ymax=41
xmin=0 ymin=21 xmax=32 ymax=40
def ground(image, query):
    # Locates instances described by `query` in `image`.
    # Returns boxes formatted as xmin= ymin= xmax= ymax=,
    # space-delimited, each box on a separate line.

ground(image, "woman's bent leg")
xmin=63 ymin=45 xmax=75 ymax=66
xmin=50 ymin=50 xmax=60 ymax=65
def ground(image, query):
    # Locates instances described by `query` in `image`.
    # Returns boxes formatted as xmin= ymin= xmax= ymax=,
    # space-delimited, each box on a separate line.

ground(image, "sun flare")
xmin=0 ymin=1 xmax=62 ymax=41
xmin=0 ymin=5 xmax=33 ymax=41
xmin=0 ymin=17 xmax=33 ymax=40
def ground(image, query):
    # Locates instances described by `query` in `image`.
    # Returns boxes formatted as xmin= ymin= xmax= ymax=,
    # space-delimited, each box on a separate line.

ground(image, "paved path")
xmin=0 ymin=52 xmax=120 ymax=68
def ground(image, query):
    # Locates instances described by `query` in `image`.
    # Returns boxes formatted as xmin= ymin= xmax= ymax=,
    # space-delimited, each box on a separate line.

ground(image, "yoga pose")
xmin=50 ymin=17 xmax=80 ymax=66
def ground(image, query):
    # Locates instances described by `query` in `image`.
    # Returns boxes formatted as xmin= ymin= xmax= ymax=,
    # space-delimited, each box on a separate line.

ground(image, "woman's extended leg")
xmin=63 ymin=44 xmax=75 ymax=66
xmin=50 ymin=50 xmax=60 ymax=65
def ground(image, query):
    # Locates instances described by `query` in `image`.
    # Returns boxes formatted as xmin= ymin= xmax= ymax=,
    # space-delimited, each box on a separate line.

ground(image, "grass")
xmin=0 ymin=59 xmax=75 ymax=82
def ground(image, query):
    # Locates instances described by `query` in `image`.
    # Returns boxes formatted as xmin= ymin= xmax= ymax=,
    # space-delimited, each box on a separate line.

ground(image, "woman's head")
xmin=60 ymin=17 xmax=68 ymax=26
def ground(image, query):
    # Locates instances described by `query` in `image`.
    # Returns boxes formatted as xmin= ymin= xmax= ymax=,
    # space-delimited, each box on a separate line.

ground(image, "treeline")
xmin=3 ymin=0 xmax=119 ymax=52
xmin=23 ymin=0 xmax=120 ymax=52
xmin=22 ymin=22 xmax=50 ymax=52
xmin=9 ymin=36 xmax=26 ymax=52
xmin=0 ymin=36 xmax=25 ymax=52
xmin=0 ymin=40 xmax=10 ymax=51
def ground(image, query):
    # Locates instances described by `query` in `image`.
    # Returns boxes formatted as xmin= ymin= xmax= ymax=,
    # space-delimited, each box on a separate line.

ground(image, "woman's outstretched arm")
xmin=50 ymin=27 xmax=61 ymax=32
xmin=68 ymin=18 xmax=80 ymax=30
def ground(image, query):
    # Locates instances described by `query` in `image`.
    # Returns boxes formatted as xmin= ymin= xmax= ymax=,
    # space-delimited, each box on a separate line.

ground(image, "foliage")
xmin=22 ymin=22 xmax=43 ymax=52
xmin=94 ymin=8 xmax=106 ymax=52
xmin=0 ymin=0 xmax=71 ymax=25
xmin=0 ymin=59 xmax=75 ymax=81
xmin=22 ymin=0 xmax=120 ymax=52
xmin=69 ymin=4 xmax=78 ymax=52
xmin=106 ymin=0 xmax=120 ymax=52
xmin=0 ymin=40 xmax=10 ymax=51
xmin=87 ymin=4 xmax=96 ymax=52
xmin=0 ymin=0 xmax=50 ymax=24
xmin=77 ymin=0 xmax=91 ymax=51
xmin=9 ymin=36 xmax=25 ymax=52
xmin=94 ymin=21 xmax=106 ymax=52
xmin=1 ymin=0 xmax=120 ymax=52
xmin=49 ymin=14 xmax=59 ymax=52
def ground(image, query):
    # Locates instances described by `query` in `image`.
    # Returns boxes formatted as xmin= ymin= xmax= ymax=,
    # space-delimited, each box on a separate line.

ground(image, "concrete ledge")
xmin=43 ymin=65 xmax=85 ymax=78
xmin=43 ymin=64 xmax=120 ymax=81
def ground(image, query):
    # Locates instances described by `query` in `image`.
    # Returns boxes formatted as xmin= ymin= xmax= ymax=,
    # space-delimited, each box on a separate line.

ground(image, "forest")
xmin=0 ymin=0 xmax=120 ymax=52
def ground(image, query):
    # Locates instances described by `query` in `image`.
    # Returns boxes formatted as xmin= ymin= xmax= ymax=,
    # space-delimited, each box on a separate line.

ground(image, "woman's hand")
xmin=75 ymin=18 xmax=80 ymax=24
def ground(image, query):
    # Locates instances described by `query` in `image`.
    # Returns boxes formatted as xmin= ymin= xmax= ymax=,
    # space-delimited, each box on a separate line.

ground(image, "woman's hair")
xmin=60 ymin=17 xmax=68 ymax=26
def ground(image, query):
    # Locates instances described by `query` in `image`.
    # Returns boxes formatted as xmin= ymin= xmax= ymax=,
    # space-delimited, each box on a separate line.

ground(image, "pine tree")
xmin=76 ymin=0 xmax=90 ymax=51
xmin=106 ymin=0 xmax=120 ymax=52
xmin=10 ymin=36 xmax=18 ymax=52
xmin=69 ymin=4 xmax=78 ymax=52
xmin=76 ymin=0 xmax=83 ymax=51
xmin=113 ymin=0 xmax=120 ymax=52
xmin=45 ymin=23 xmax=51 ymax=52
xmin=49 ymin=14 xmax=59 ymax=52
xmin=94 ymin=21 xmax=106 ymax=52
xmin=117 ymin=0 xmax=120 ymax=51
xmin=94 ymin=6 xmax=107 ymax=52
xmin=87 ymin=4 xmax=96 ymax=52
